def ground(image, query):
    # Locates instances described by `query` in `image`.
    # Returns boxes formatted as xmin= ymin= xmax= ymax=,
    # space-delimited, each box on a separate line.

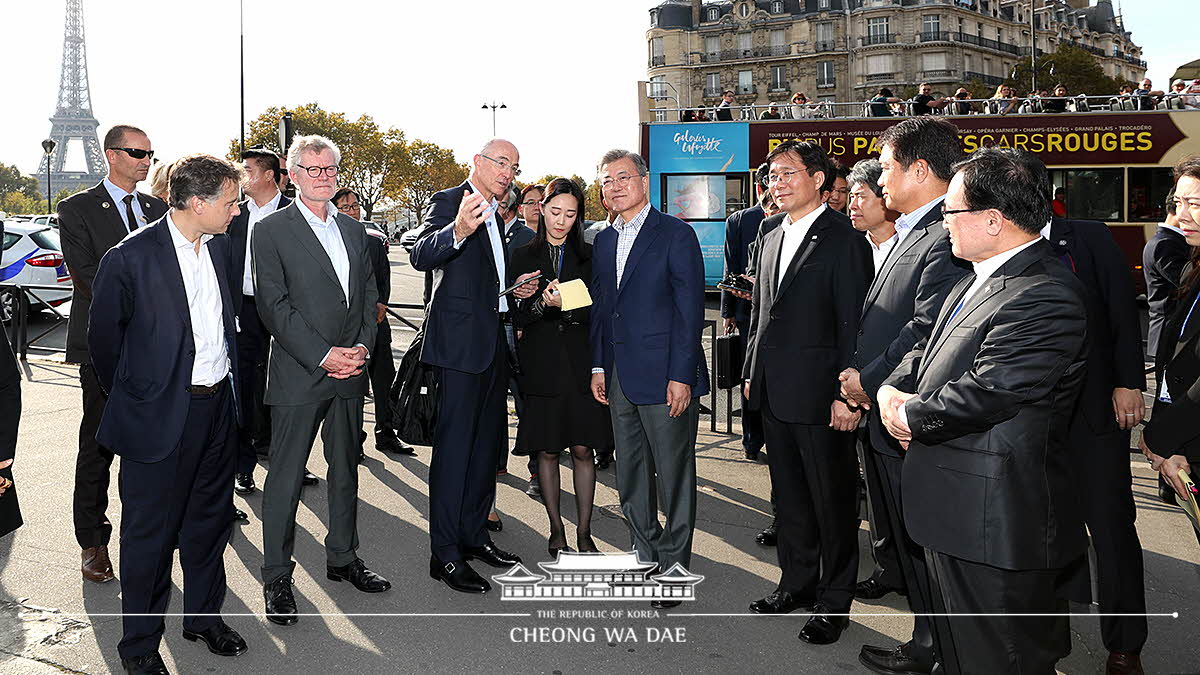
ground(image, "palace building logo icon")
xmin=492 ymin=551 xmax=704 ymax=601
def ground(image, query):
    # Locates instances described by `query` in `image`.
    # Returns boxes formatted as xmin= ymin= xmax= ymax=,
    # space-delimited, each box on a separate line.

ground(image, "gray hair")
xmin=847 ymin=158 xmax=885 ymax=199
xmin=286 ymin=134 xmax=342 ymax=172
xmin=597 ymin=149 xmax=648 ymax=177
xmin=168 ymin=154 xmax=242 ymax=211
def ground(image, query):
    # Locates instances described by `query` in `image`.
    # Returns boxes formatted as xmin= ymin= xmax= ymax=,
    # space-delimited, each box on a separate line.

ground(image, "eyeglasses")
xmin=108 ymin=147 xmax=154 ymax=160
xmin=601 ymin=174 xmax=639 ymax=191
xmin=336 ymin=202 xmax=359 ymax=212
xmin=296 ymin=164 xmax=339 ymax=178
xmin=940 ymin=205 xmax=982 ymax=219
xmin=520 ymin=200 xmax=540 ymax=207
xmin=480 ymin=154 xmax=521 ymax=176
xmin=766 ymin=169 xmax=804 ymax=185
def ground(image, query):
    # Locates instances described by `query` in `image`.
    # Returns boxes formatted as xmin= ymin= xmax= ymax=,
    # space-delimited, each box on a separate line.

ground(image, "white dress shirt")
xmin=776 ymin=204 xmax=826 ymax=289
xmin=296 ymin=197 xmax=351 ymax=303
xmin=242 ymin=190 xmax=282 ymax=296
xmin=166 ymin=215 xmax=229 ymax=386
xmin=867 ymin=230 xmax=898 ymax=275
xmin=454 ymin=181 xmax=509 ymax=312
xmin=894 ymin=194 xmax=944 ymax=248
xmin=103 ymin=178 xmax=148 ymax=232
xmin=897 ymin=236 xmax=1042 ymax=429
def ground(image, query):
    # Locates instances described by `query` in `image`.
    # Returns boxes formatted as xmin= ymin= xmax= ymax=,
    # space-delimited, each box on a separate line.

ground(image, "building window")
xmin=818 ymin=0 xmax=830 ymax=9
xmin=706 ymin=72 xmax=721 ymax=97
xmin=815 ymin=22 xmax=834 ymax=49
xmin=704 ymin=36 xmax=719 ymax=60
xmin=771 ymin=29 xmax=786 ymax=47
xmin=771 ymin=0 xmax=783 ymax=13
xmin=650 ymin=10 xmax=658 ymax=27
xmin=738 ymin=2 xmax=750 ymax=18
xmin=738 ymin=32 xmax=752 ymax=57
xmin=650 ymin=37 xmax=664 ymax=66
xmin=922 ymin=14 xmax=941 ymax=35
xmin=922 ymin=51 xmax=947 ymax=73
xmin=649 ymin=75 xmax=667 ymax=99
xmin=867 ymin=17 xmax=889 ymax=37
xmin=738 ymin=70 xmax=754 ymax=95
xmin=770 ymin=65 xmax=786 ymax=90
xmin=817 ymin=60 xmax=835 ymax=87
xmin=708 ymin=7 xmax=719 ymax=21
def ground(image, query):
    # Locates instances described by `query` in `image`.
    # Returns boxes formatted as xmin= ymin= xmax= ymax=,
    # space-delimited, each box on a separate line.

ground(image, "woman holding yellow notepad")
xmin=510 ymin=178 xmax=614 ymax=557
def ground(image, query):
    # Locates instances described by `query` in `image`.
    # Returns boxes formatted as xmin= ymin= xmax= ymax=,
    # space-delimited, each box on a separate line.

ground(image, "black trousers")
xmin=429 ymin=334 xmax=508 ymax=563
xmin=859 ymin=426 xmax=906 ymax=590
xmin=1067 ymin=420 xmax=1147 ymax=653
xmin=872 ymin=447 xmax=950 ymax=670
xmin=740 ymin=388 xmax=764 ymax=455
xmin=927 ymin=550 xmax=1067 ymax=675
xmin=117 ymin=382 xmax=235 ymax=660
xmin=368 ymin=321 xmax=395 ymax=432
xmin=760 ymin=394 xmax=858 ymax=612
xmin=235 ymin=295 xmax=271 ymax=474
xmin=73 ymin=363 xmax=114 ymax=549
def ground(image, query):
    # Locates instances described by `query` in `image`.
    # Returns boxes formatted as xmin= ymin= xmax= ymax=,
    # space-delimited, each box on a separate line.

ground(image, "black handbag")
xmin=390 ymin=331 xmax=440 ymax=446
xmin=715 ymin=331 xmax=745 ymax=390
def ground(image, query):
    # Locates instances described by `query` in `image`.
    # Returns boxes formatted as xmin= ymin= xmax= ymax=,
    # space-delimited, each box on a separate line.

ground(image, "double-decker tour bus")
xmin=637 ymin=91 xmax=1200 ymax=291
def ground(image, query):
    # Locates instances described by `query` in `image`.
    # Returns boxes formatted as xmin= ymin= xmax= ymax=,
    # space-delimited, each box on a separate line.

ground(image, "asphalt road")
xmin=1 ymin=248 xmax=1197 ymax=674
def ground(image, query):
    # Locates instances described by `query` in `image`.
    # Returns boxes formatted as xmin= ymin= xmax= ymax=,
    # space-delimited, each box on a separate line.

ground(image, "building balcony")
xmin=754 ymin=45 xmax=790 ymax=58
xmin=649 ymin=55 xmax=665 ymax=67
xmin=813 ymin=40 xmax=841 ymax=53
xmin=920 ymin=69 xmax=957 ymax=80
xmin=817 ymin=78 xmax=837 ymax=89
xmin=919 ymin=31 xmax=954 ymax=43
xmin=736 ymin=84 xmax=757 ymax=95
xmin=768 ymin=83 xmax=790 ymax=93
xmin=704 ymin=87 xmax=723 ymax=98
xmin=956 ymin=31 xmax=1021 ymax=56
xmin=864 ymin=72 xmax=897 ymax=83
xmin=964 ymin=71 xmax=1005 ymax=87
xmin=861 ymin=33 xmax=899 ymax=47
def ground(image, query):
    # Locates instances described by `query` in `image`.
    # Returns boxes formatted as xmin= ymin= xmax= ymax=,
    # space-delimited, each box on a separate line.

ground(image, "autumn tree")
xmin=384 ymin=139 xmax=468 ymax=227
xmin=527 ymin=173 xmax=608 ymax=222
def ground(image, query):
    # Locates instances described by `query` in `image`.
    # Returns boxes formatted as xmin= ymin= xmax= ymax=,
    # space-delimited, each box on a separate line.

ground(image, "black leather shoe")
xmin=798 ymin=605 xmax=849 ymax=645
xmin=465 ymin=542 xmax=521 ymax=568
xmin=749 ymin=590 xmax=815 ymax=614
xmin=121 ymin=652 xmax=169 ymax=674
xmin=651 ymin=600 xmax=681 ymax=609
xmin=855 ymin=576 xmax=905 ymax=600
xmin=429 ymin=557 xmax=490 ymax=593
xmin=302 ymin=470 xmax=318 ymax=486
xmin=233 ymin=507 xmax=249 ymax=523
xmin=755 ymin=521 xmax=778 ymax=546
xmin=486 ymin=514 xmax=503 ymax=532
xmin=859 ymin=642 xmax=933 ymax=675
xmin=525 ymin=474 xmax=542 ymax=498
xmin=376 ymin=428 xmax=416 ymax=455
xmin=595 ymin=450 xmax=613 ymax=470
xmin=234 ymin=473 xmax=256 ymax=495
xmin=327 ymin=559 xmax=391 ymax=593
xmin=182 ymin=620 xmax=248 ymax=657
xmin=744 ymin=447 xmax=761 ymax=461
xmin=263 ymin=576 xmax=298 ymax=626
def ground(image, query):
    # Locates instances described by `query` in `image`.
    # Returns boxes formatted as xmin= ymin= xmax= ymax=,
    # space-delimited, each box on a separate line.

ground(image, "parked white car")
xmin=1 ymin=220 xmax=72 ymax=322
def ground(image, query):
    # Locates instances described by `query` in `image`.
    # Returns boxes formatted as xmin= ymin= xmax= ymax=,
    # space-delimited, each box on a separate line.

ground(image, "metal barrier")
xmin=0 ymin=282 xmax=71 ymax=361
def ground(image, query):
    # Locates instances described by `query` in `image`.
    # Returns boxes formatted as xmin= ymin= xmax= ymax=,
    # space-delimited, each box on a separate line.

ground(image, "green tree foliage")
xmin=0 ymin=163 xmax=40 ymax=201
xmin=524 ymin=174 xmax=608 ymax=223
xmin=384 ymin=140 xmax=468 ymax=227
xmin=1005 ymin=44 xmax=1123 ymax=97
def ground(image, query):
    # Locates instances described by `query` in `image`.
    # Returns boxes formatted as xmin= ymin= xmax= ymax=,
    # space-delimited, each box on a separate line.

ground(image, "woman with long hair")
xmin=509 ymin=178 xmax=614 ymax=556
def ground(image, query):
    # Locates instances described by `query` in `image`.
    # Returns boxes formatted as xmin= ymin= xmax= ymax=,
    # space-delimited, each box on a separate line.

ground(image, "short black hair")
xmin=331 ymin=187 xmax=358 ymax=205
xmin=754 ymin=162 xmax=770 ymax=189
xmin=951 ymin=147 xmax=1049 ymax=235
xmin=169 ymin=154 xmax=243 ymax=211
xmin=878 ymin=88 xmax=894 ymax=97
xmin=1174 ymin=155 xmax=1200 ymax=182
xmin=242 ymin=147 xmax=283 ymax=183
xmin=848 ymin=159 xmax=884 ymax=199
xmin=530 ymin=177 xmax=586 ymax=254
xmin=765 ymin=140 xmax=835 ymax=193
xmin=1166 ymin=188 xmax=1177 ymax=217
xmin=519 ymin=184 xmax=546 ymax=204
xmin=103 ymin=124 xmax=147 ymax=150
xmin=877 ymin=117 xmax=964 ymax=182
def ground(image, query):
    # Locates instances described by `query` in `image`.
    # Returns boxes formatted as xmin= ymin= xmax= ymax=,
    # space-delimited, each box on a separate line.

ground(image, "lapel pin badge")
xmin=1058 ymin=239 xmax=1067 ymax=246
xmin=101 ymin=202 xmax=110 ymax=208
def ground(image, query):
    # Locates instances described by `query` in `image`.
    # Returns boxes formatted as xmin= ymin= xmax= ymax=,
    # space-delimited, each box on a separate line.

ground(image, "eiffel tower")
xmin=38 ymin=0 xmax=107 ymax=194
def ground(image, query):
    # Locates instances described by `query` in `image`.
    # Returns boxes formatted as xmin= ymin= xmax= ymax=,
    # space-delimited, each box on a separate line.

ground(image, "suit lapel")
xmin=287 ymin=203 xmax=343 ymax=291
xmin=336 ymin=215 xmax=360 ymax=306
xmin=772 ymin=213 xmax=829 ymax=306
xmin=922 ymin=275 xmax=1004 ymax=379
xmin=89 ymin=183 xmax=131 ymax=243
xmin=616 ymin=209 xmax=664 ymax=298
xmin=758 ymin=227 xmax=784 ymax=306
xmin=463 ymin=182 xmax=501 ymax=287
xmin=153 ymin=220 xmax=194 ymax=332
xmin=863 ymin=224 xmax=931 ymax=313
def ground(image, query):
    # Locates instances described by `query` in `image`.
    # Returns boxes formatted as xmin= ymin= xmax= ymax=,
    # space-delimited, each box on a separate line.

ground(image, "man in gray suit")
xmin=252 ymin=135 xmax=390 ymax=627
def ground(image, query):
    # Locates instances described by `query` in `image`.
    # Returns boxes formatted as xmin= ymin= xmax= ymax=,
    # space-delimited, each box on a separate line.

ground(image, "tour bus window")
xmin=1127 ymin=167 xmax=1175 ymax=223
xmin=1050 ymin=169 xmax=1125 ymax=222
xmin=725 ymin=175 xmax=748 ymax=216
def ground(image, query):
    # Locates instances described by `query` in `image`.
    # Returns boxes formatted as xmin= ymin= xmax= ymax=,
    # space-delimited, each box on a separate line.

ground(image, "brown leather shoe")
xmin=81 ymin=545 xmax=115 ymax=583
xmin=1106 ymin=651 xmax=1144 ymax=675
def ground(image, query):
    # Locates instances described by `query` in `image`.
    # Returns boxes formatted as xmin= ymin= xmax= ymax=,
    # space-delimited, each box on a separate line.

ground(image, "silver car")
xmin=1 ymin=220 xmax=72 ymax=322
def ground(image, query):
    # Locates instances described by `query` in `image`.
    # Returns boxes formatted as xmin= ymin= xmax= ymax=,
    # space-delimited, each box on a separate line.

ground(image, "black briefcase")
xmin=715 ymin=332 xmax=745 ymax=390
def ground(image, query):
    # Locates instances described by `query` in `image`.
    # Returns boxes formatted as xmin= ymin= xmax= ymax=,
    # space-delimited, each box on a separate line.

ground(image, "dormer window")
xmin=772 ymin=0 xmax=783 ymax=13
xmin=738 ymin=3 xmax=750 ymax=18
xmin=650 ymin=9 xmax=658 ymax=27
xmin=708 ymin=7 xmax=720 ymax=21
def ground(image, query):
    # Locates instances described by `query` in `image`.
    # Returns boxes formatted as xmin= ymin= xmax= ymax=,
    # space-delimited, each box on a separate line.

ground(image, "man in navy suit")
xmin=411 ymin=139 xmax=538 ymax=594
xmin=89 ymin=155 xmax=248 ymax=674
xmin=589 ymin=149 xmax=708 ymax=609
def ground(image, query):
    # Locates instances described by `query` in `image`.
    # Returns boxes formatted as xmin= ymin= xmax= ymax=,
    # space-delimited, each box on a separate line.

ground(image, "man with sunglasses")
xmin=58 ymin=124 xmax=168 ymax=585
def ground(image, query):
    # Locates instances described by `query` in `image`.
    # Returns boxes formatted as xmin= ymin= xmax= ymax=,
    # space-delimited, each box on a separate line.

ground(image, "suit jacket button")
xmin=613 ymin=312 xmax=620 ymax=319
xmin=858 ymin=329 xmax=864 ymax=336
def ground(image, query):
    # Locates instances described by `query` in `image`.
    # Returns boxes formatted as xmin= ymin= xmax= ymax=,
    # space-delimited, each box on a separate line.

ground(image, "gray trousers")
xmin=608 ymin=370 xmax=699 ymax=570
xmin=261 ymin=396 xmax=363 ymax=584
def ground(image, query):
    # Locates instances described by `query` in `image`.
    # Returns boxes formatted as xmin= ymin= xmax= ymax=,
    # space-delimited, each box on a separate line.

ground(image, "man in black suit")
xmin=89 ymin=155 xmax=248 ymax=674
xmin=723 ymin=163 xmax=769 ymax=463
xmin=1144 ymin=193 xmax=1190 ymax=358
xmin=226 ymin=148 xmax=318 ymax=500
xmin=254 ymin=136 xmax=391 ymax=626
xmin=741 ymin=140 xmax=872 ymax=645
xmin=879 ymin=148 xmax=1089 ymax=675
xmin=330 ymin=187 xmax=415 ymax=459
xmin=1043 ymin=214 xmax=1147 ymax=674
xmin=411 ymin=139 xmax=538 ymax=594
xmin=57 ymin=124 xmax=168 ymax=583
xmin=839 ymin=117 xmax=970 ymax=675
xmin=0 ymin=221 xmax=21 ymax=539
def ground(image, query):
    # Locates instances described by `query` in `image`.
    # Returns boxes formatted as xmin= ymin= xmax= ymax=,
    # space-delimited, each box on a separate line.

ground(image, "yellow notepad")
xmin=1179 ymin=469 xmax=1200 ymax=534
xmin=556 ymin=279 xmax=593 ymax=311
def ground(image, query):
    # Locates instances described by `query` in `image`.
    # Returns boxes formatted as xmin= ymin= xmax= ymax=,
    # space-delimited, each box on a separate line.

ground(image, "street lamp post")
xmin=41 ymin=139 xmax=56 ymax=213
xmin=481 ymin=101 xmax=506 ymax=136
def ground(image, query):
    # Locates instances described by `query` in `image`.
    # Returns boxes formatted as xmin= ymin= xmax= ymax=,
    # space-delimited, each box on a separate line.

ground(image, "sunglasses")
xmin=107 ymin=147 xmax=155 ymax=160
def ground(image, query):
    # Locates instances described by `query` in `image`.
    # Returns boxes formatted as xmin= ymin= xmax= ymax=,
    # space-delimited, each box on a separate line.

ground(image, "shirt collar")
xmin=295 ymin=197 xmax=338 ymax=227
xmin=971 ymin=237 xmax=1041 ymax=281
xmin=166 ymin=213 xmax=213 ymax=250
xmin=249 ymin=190 xmax=282 ymax=213
xmin=866 ymin=230 xmax=897 ymax=251
xmin=1161 ymin=222 xmax=1186 ymax=236
xmin=466 ymin=180 xmax=500 ymax=211
xmin=103 ymin=177 xmax=134 ymax=205
xmin=1039 ymin=221 xmax=1052 ymax=241
xmin=781 ymin=204 xmax=826 ymax=232
xmin=897 ymin=194 xmax=945 ymax=232
xmin=613 ymin=202 xmax=652 ymax=232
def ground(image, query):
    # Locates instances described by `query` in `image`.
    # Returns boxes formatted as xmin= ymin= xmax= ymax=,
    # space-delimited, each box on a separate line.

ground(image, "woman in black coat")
xmin=510 ymin=178 xmax=613 ymax=556
xmin=1140 ymin=164 xmax=1200 ymax=544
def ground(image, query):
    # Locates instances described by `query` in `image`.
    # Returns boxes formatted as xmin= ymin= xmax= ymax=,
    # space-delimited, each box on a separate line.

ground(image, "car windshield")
xmin=30 ymin=228 xmax=61 ymax=251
